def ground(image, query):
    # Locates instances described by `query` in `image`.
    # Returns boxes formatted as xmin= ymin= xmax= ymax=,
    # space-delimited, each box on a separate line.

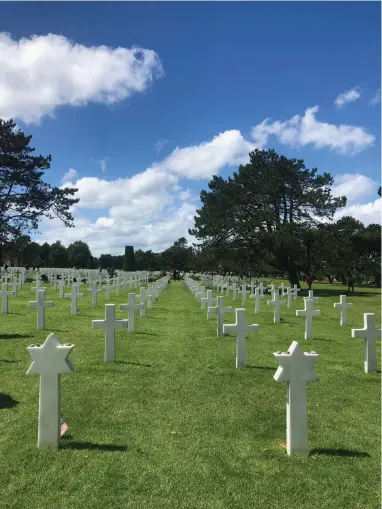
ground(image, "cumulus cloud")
xmin=370 ymin=88 xmax=381 ymax=106
xmin=334 ymin=87 xmax=361 ymax=108
xmin=334 ymin=198 xmax=382 ymax=225
xmin=0 ymin=32 xmax=163 ymax=124
xmin=331 ymin=173 xmax=377 ymax=203
xmin=61 ymin=168 xmax=77 ymax=182
xmin=251 ymin=106 xmax=375 ymax=155
xmin=153 ymin=130 xmax=257 ymax=179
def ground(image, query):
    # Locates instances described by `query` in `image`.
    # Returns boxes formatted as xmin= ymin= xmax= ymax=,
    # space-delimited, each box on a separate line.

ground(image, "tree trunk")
xmin=287 ymin=266 xmax=300 ymax=288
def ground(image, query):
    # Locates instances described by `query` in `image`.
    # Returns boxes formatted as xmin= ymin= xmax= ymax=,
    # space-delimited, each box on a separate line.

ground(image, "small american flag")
xmin=60 ymin=418 xmax=69 ymax=437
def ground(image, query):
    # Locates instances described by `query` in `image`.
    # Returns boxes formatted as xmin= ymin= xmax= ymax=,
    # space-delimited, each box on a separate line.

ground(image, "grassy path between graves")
xmin=0 ymin=280 xmax=380 ymax=508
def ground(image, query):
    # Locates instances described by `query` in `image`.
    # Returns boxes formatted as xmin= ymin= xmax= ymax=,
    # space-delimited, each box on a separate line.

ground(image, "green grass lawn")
xmin=0 ymin=279 xmax=380 ymax=509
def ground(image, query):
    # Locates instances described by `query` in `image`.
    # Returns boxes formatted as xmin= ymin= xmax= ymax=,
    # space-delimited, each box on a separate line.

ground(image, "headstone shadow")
xmin=116 ymin=361 xmax=152 ymax=368
xmin=134 ymin=332 xmax=159 ymax=337
xmin=246 ymin=365 xmax=275 ymax=371
xmin=60 ymin=441 xmax=128 ymax=452
xmin=0 ymin=359 xmax=19 ymax=363
xmin=0 ymin=393 xmax=19 ymax=409
xmin=309 ymin=448 xmax=370 ymax=457
xmin=0 ymin=333 xmax=34 ymax=340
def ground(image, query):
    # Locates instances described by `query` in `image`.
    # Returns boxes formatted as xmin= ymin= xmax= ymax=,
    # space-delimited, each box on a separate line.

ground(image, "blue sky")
xmin=0 ymin=2 xmax=380 ymax=256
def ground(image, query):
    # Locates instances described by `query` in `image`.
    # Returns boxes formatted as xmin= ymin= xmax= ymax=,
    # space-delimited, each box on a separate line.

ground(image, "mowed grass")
xmin=0 ymin=279 xmax=380 ymax=509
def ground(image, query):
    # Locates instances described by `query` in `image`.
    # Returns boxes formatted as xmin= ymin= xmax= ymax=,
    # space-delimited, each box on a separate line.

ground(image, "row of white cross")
xmin=185 ymin=276 xmax=381 ymax=455
xmin=24 ymin=275 xmax=170 ymax=448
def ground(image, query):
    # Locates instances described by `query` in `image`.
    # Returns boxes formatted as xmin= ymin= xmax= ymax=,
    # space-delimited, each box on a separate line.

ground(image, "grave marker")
xmin=120 ymin=294 xmax=144 ymax=333
xmin=223 ymin=308 xmax=259 ymax=367
xmin=28 ymin=289 xmax=54 ymax=330
xmin=26 ymin=333 xmax=74 ymax=447
xmin=92 ymin=304 xmax=128 ymax=362
xmin=208 ymin=296 xmax=232 ymax=337
xmin=333 ymin=295 xmax=352 ymax=325
xmin=274 ymin=341 xmax=319 ymax=456
xmin=351 ymin=313 xmax=381 ymax=373
xmin=296 ymin=299 xmax=320 ymax=339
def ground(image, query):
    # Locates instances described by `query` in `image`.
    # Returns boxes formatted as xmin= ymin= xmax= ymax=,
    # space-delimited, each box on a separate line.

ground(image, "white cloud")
xmin=334 ymin=198 xmax=382 ymax=225
xmin=251 ymin=106 xmax=375 ymax=155
xmin=0 ymin=32 xmax=163 ymax=124
xmin=153 ymin=130 xmax=256 ymax=179
xmin=155 ymin=139 xmax=168 ymax=154
xmin=96 ymin=158 xmax=108 ymax=173
xmin=334 ymin=87 xmax=361 ymax=108
xmin=370 ymin=88 xmax=381 ymax=106
xmin=61 ymin=168 xmax=77 ymax=182
xmin=331 ymin=173 xmax=376 ymax=203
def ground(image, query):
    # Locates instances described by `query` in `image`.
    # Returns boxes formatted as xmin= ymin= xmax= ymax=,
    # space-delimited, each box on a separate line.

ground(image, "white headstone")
xmin=92 ymin=304 xmax=128 ymax=362
xmin=0 ymin=283 xmax=15 ymax=314
xmin=208 ymin=296 xmax=232 ymax=337
xmin=333 ymin=295 xmax=352 ymax=325
xmin=87 ymin=282 xmax=102 ymax=308
xmin=223 ymin=308 xmax=259 ymax=367
xmin=120 ymin=293 xmax=144 ymax=333
xmin=274 ymin=341 xmax=319 ymax=456
xmin=296 ymin=299 xmax=320 ymax=339
xmin=351 ymin=313 xmax=381 ymax=373
xmin=267 ymin=292 xmax=286 ymax=323
xmin=201 ymin=290 xmax=217 ymax=310
xmin=250 ymin=287 xmax=263 ymax=313
xmin=28 ymin=289 xmax=54 ymax=330
xmin=26 ymin=333 xmax=74 ymax=447
xmin=64 ymin=284 xmax=84 ymax=315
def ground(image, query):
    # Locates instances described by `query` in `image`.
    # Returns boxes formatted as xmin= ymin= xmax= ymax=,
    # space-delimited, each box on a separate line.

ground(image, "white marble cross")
xmin=274 ymin=341 xmax=319 ymax=456
xmin=138 ymin=287 xmax=149 ymax=317
xmin=250 ymin=287 xmax=263 ymax=313
xmin=333 ymin=295 xmax=352 ymax=325
xmin=26 ymin=333 xmax=74 ymax=447
xmin=201 ymin=290 xmax=217 ymax=310
xmin=249 ymin=280 xmax=256 ymax=296
xmin=208 ymin=296 xmax=232 ymax=337
xmin=92 ymin=304 xmax=128 ymax=362
xmin=351 ymin=313 xmax=381 ymax=373
xmin=28 ymin=289 xmax=54 ymax=330
xmin=87 ymin=282 xmax=102 ymax=308
xmin=258 ymin=282 xmax=265 ymax=297
xmin=304 ymin=290 xmax=318 ymax=303
xmin=64 ymin=284 xmax=84 ymax=315
xmin=104 ymin=279 xmax=111 ymax=301
xmin=120 ymin=293 xmax=144 ymax=333
xmin=58 ymin=278 xmax=66 ymax=299
xmin=267 ymin=292 xmax=286 ymax=323
xmin=286 ymin=287 xmax=293 ymax=308
xmin=223 ymin=308 xmax=259 ymax=367
xmin=232 ymin=283 xmax=237 ymax=302
xmin=238 ymin=284 xmax=250 ymax=305
xmin=296 ymin=298 xmax=320 ymax=339
xmin=195 ymin=286 xmax=207 ymax=304
xmin=269 ymin=283 xmax=276 ymax=296
xmin=291 ymin=284 xmax=300 ymax=301
xmin=0 ymin=283 xmax=15 ymax=314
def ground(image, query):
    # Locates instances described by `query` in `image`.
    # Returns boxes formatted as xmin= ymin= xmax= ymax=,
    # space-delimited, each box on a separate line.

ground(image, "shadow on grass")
xmin=0 ymin=393 xmax=19 ymax=409
xmin=60 ymin=441 xmax=128 ymax=452
xmin=310 ymin=448 xmax=370 ymax=458
xmin=134 ymin=332 xmax=159 ymax=337
xmin=305 ymin=289 xmax=379 ymax=298
xmin=246 ymin=365 xmax=275 ymax=371
xmin=116 ymin=361 xmax=152 ymax=368
xmin=0 ymin=359 xmax=19 ymax=363
xmin=45 ymin=329 xmax=69 ymax=333
xmin=0 ymin=333 xmax=34 ymax=340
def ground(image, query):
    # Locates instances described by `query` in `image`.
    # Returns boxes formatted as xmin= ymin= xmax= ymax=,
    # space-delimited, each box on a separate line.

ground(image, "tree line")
xmin=0 ymin=118 xmax=380 ymax=286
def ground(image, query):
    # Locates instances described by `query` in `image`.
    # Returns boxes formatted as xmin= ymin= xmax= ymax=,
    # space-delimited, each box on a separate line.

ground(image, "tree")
xmin=122 ymin=246 xmax=136 ymax=271
xmin=67 ymin=241 xmax=92 ymax=268
xmin=0 ymin=119 xmax=79 ymax=257
xmin=161 ymin=237 xmax=193 ymax=278
xmin=189 ymin=149 xmax=346 ymax=286
xmin=49 ymin=241 xmax=69 ymax=268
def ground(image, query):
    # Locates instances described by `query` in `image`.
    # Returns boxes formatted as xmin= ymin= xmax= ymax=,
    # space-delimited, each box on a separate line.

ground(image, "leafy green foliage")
xmin=0 ymin=118 xmax=79 ymax=249
xmin=123 ymin=245 xmax=136 ymax=271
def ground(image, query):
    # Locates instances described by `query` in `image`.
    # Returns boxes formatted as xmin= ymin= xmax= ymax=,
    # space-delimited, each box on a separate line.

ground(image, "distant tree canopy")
xmin=122 ymin=246 xmax=136 ymax=272
xmin=189 ymin=149 xmax=348 ymax=286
